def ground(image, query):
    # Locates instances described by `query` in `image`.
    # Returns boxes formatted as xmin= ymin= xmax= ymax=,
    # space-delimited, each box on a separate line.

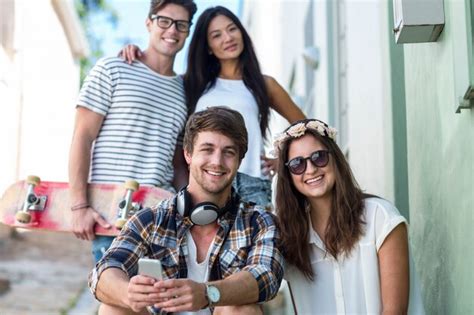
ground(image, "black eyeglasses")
xmin=285 ymin=150 xmax=330 ymax=175
xmin=150 ymin=14 xmax=192 ymax=32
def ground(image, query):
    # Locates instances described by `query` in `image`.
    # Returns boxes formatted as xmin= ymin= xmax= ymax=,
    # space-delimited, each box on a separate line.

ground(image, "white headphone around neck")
xmin=175 ymin=188 xmax=238 ymax=225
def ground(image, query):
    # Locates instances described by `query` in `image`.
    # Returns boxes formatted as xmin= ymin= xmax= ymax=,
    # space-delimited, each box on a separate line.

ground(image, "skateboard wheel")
xmin=15 ymin=211 xmax=32 ymax=224
xmin=124 ymin=180 xmax=139 ymax=191
xmin=26 ymin=175 xmax=41 ymax=186
xmin=115 ymin=218 xmax=128 ymax=229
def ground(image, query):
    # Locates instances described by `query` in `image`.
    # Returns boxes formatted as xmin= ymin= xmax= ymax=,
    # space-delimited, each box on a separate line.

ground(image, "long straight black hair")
xmin=183 ymin=6 xmax=271 ymax=139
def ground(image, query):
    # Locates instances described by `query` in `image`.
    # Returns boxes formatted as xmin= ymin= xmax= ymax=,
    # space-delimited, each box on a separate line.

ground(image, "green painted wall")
xmin=402 ymin=1 xmax=474 ymax=313
xmin=387 ymin=3 xmax=410 ymax=220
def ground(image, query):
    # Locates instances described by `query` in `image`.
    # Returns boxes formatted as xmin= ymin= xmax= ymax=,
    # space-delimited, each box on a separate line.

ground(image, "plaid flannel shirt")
xmin=88 ymin=192 xmax=284 ymax=303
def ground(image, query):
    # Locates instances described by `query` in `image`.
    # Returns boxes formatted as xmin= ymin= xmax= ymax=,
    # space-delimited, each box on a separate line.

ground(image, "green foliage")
xmin=75 ymin=0 xmax=119 ymax=83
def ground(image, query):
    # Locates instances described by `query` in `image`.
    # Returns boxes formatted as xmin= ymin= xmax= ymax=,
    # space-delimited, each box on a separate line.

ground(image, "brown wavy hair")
xmin=183 ymin=106 xmax=248 ymax=161
xmin=275 ymin=126 xmax=365 ymax=281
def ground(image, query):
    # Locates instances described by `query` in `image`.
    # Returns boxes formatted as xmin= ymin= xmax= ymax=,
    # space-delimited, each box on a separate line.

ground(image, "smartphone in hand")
xmin=138 ymin=258 xmax=163 ymax=280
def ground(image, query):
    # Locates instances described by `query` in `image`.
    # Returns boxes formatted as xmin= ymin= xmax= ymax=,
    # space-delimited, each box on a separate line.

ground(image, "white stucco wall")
xmin=0 ymin=0 xmax=83 ymax=192
xmin=312 ymin=0 xmax=330 ymax=122
xmin=344 ymin=1 xmax=394 ymax=199
xmin=0 ymin=47 xmax=21 ymax=193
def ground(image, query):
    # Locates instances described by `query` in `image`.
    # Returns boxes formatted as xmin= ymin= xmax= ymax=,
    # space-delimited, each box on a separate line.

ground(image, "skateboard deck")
xmin=0 ymin=176 xmax=173 ymax=236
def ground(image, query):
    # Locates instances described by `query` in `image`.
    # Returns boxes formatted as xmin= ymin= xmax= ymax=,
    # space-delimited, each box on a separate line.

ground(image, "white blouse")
xmin=285 ymin=197 xmax=425 ymax=315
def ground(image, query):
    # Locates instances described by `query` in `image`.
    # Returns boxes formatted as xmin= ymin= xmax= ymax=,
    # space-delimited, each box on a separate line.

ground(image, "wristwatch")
xmin=205 ymin=283 xmax=221 ymax=307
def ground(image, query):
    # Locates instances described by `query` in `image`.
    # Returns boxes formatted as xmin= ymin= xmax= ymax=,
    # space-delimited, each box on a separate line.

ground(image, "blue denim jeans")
xmin=232 ymin=172 xmax=272 ymax=208
xmin=92 ymin=235 xmax=114 ymax=263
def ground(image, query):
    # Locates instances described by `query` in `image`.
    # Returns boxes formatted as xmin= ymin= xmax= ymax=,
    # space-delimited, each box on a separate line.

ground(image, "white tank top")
xmin=195 ymin=78 xmax=264 ymax=179
xmin=177 ymin=230 xmax=211 ymax=315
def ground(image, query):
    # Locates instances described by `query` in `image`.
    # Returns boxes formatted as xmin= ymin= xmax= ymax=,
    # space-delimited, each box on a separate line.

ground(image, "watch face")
xmin=208 ymin=285 xmax=220 ymax=303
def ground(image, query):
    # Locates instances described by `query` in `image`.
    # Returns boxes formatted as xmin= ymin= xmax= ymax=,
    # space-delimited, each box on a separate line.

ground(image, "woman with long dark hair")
xmin=120 ymin=6 xmax=305 ymax=207
xmin=273 ymin=119 xmax=424 ymax=314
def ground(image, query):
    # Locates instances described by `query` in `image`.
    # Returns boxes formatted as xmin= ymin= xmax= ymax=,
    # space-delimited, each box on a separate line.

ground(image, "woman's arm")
xmin=378 ymin=223 xmax=409 ymax=315
xmin=264 ymin=75 xmax=306 ymax=123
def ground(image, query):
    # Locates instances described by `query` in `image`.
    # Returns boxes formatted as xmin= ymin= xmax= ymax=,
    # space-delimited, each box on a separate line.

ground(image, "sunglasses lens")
xmin=287 ymin=151 xmax=330 ymax=175
xmin=288 ymin=157 xmax=306 ymax=175
xmin=311 ymin=151 xmax=329 ymax=167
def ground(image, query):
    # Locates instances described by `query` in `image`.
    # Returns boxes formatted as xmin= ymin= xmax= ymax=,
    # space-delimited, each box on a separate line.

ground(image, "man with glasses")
xmin=68 ymin=0 xmax=197 ymax=265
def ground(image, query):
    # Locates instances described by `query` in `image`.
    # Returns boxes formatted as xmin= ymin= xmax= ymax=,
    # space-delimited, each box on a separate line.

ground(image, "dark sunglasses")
xmin=285 ymin=150 xmax=330 ymax=175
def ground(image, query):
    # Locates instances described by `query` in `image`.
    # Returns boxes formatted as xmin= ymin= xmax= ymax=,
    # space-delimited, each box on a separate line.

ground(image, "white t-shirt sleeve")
xmin=76 ymin=57 xmax=113 ymax=116
xmin=369 ymin=198 xmax=407 ymax=251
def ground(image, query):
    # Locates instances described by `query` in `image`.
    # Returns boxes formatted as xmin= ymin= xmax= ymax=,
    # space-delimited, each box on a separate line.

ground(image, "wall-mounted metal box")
xmin=393 ymin=0 xmax=445 ymax=43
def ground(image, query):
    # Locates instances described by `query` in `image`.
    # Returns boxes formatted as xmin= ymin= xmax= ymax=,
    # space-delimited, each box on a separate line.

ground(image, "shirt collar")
xmin=306 ymin=211 xmax=326 ymax=251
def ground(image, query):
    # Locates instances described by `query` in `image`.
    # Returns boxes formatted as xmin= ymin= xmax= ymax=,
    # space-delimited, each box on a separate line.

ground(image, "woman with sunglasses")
xmin=119 ymin=6 xmax=305 ymax=208
xmin=273 ymin=119 xmax=424 ymax=314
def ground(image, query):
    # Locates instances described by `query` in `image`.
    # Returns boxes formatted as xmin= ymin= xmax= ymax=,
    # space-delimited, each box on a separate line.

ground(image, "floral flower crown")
xmin=273 ymin=119 xmax=338 ymax=154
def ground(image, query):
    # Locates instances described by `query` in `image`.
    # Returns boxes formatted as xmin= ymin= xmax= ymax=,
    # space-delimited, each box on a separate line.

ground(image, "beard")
xmin=199 ymin=179 xmax=233 ymax=195
xmin=190 ymin=166 xmax=234 ymax=196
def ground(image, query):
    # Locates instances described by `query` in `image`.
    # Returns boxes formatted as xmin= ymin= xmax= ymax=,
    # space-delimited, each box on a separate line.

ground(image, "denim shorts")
xmin=92 ymin=235 xmax=114 ymax=263
xmin=232 ymin=172 xmax=272 ymax=208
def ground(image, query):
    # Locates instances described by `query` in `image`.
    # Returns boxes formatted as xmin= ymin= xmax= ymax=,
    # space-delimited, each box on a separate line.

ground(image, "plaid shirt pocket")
xmin=219 ymin=247 xmax=249 ymax=278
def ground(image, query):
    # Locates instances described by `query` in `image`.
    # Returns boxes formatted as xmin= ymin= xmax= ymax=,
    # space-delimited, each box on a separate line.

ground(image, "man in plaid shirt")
xmin=89 ymin=107 xmax=284 ymax=314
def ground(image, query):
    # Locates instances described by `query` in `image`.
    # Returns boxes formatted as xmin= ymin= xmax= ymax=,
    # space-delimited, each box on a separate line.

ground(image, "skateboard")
xmin=0 ymin=176 xmax=173 ymax=236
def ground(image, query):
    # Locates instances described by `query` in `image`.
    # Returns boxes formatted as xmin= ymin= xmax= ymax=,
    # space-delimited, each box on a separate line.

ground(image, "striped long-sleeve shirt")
xmin=89 ymin=192 xmax=284 ymax=303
